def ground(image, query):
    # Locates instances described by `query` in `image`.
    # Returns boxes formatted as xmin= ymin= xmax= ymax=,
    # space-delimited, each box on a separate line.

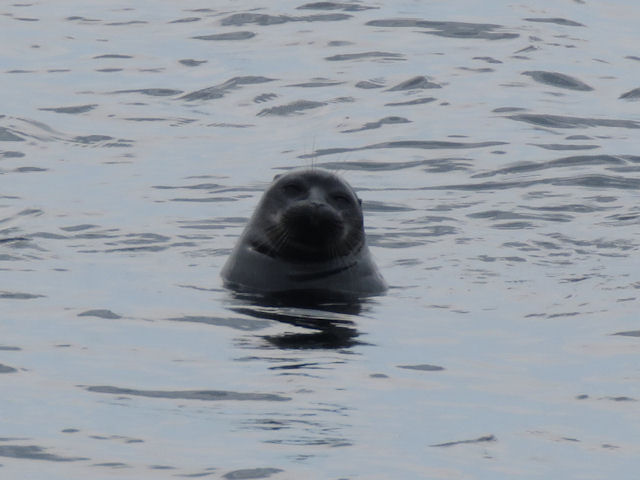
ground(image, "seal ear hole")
xmin=358 ymin=198 xmax=362 ymax=206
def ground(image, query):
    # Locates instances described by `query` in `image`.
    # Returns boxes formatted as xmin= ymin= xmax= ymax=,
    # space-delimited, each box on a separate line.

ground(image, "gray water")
xmin=2 ymin=1 xmax=640 ymax=479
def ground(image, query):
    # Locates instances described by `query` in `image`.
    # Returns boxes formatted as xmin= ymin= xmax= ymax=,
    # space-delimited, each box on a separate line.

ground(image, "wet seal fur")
xmin=221 ymin=168 xmax=386 ymax=299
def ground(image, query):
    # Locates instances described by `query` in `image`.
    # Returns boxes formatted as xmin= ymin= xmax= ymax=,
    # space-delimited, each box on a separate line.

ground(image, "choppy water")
xmin=2 ymin=1 xmax=640 ymax=479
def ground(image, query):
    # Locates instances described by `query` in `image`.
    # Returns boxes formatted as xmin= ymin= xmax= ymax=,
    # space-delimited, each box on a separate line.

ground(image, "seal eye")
xmin=331 ymin=193 xmax=352 ymax=207
xmin=282 ymin=182 xmax=305 ymax=197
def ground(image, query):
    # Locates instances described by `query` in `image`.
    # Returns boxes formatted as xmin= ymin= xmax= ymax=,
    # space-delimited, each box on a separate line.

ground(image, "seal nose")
xmin=307 ymin=187 xmax=325 ymax=206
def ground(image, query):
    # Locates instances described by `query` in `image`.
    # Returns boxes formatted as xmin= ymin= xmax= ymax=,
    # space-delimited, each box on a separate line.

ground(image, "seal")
xmin=221 ymin=168 xmax=386 ymax=299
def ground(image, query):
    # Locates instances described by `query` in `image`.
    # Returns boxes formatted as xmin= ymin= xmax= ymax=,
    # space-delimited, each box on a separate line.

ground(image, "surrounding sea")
xmin=1 ymin=1 xmax=639 ymax=479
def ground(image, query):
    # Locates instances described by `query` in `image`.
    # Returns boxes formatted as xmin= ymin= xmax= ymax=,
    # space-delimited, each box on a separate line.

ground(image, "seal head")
xmin=221 ymin=168 xmax=386 ymax=299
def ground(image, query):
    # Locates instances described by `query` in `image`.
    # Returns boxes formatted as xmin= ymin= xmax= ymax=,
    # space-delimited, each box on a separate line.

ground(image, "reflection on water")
xmin=226 ymin=291 xmax=364 ymax=350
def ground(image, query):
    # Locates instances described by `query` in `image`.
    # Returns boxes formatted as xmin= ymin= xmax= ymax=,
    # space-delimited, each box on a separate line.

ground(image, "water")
xmin=2 ymin=1 xmax=640 ymax=478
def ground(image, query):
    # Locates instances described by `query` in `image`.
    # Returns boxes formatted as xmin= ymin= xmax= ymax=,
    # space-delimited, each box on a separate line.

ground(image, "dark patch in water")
xmin=93 ymin=462 xmax=130 ymax=468
xmin=0 ymin=127 xmax=25 ymax=141
xmin=78 ymin=309 xmax=122 ymax=320
xmin=342 ymin=116 xmax=410 ymax=133
xmin=385 ymin=97 xmax=436 ymax=106
xmin=531 ymin=144 xmax=598 ymax=151
xmin=169 ymin=17 xmax=201 ymax=24
xmin=112 ymin=88 xmax=183 ymax=96
xmin=619 ymin=87 xmax=640 ymax=100
xmin=474 ymin=56 xmax=503 ymax=64
xmin=398 ymin=364 xmax=445 ymax=371
xmin=179 ymin=59 xmax=207 ymax=67
xmin=13 ymin=166 xmax=47 ymax=173
xmin=258 ymin=100 xmax=327 ymax=116
xmin=428 ymin=174 xmax=640 ymax=191
xmin=430 ymin=435 xmax=496 ymax=448
xmin=325 ymin=51 xmax=404 ymax=61
xmin=72 ymin=135 xmax=114 ymax=144
xmin=60 ymin=224 xmax=99 ymax=232
xmin=167 ymin=315 xmax=271 ymax=331
xmin=286 ymin=79 xmax=344 ymax=88
xmin=0 ymin=346 xmax=21 ymax=351
xmin=93 ymin=54 xmax=133 ymax=59
xmin=468 ymin=210 xmax=572 ymax=223
xmin=221 ymin=12 xmax=351 ymax=26
xmin=0 ymin=364 xmax=18 ymax=374
xmin=301 ymin=140 xmax=507 ymax=157
xmin=39 ymin=104 xmax=98 ymax=114
xmin=86 ymin=386 xmax=291 ymax=402
xmin=523 ymin=17 xmax=584 ymax=27
xmin=355 ymin=80 xmax=384 ymax=89
xmin=297 ymin=2 xmax=377 ymax=11
xmin=386 ymin=75 xmax=441 ymax=90
xmin=366 ymin=19 xmax=518 ymax=40
xmin=180 ymin=76 xmax=275 ymax=101
xmin=474 ymin=154 xmax=638 ymax=178
xmin=0 ymin=445 xmax=88 ymax=462
xmin=222 ymin=468 xmax=284 ymax=479
xmin=193 ymin=31 xmax=255 ymax=41
xmin=508 ymin=114 xmax=640 ymax=129
xmin=613 ymin=330 xmax=640 ymax=337
xmin=522 ymin=71 xmax=593 ymax=91
xmin=0 ymin=291 xmax=45 ymax=299
xmin=0 ymin=151 xmax=25 ymax=157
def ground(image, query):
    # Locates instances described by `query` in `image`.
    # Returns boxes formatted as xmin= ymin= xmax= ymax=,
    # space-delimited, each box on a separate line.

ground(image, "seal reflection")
xmin=228 ymin=291 xmax=365 ymax=350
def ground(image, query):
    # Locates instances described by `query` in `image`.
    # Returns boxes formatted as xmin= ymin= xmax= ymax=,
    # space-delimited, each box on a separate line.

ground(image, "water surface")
xmin=2 ymin=1 xmax=640 ymax=479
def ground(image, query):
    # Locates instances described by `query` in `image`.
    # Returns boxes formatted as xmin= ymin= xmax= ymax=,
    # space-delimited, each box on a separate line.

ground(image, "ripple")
xmin=522 ymin=71 xmax=593 ymax=91
xmin=366 ymin=19 xmax=518 ymax=40
xmin=531 ymin=144 xmax=599 ymax=151
xmin=316 ymin=157 xmax=471 ymax=172
xmin=93 ymin=54 xmax=133 ymax=59
xmin=302 ymin=140 xmax=507 ymax=157
xmin=430 ymin=174 xmax=640 ymax=191
xmin=167 ymin=315 xmax=270 ymax=331
xmin=397 ymin=364 xmax=445 ymax=371
xmin=0 ymin=126 xmax=25 ymax=141
xmin=325 ymin=51 xmax=404 ymax=62
xmin=258 ymin=100 xmax=327 ymax=116
xmin=386 ymin=75 xmax=441 ymax=90
xmin=385 ymin=97 xmax=436 ymax=106
xmin=180 ymin=76 xmax=275 ymax=101
xmin=430 ymin=435 xmax=497 ymax=448
xmin=78 ymin=309 xmax=122 ymax=320
xmin=468 ymin=209 xmax=573 ymax=223
xmin=0 ymin=364 xmax=18 ymax=374
xmin=222 ymin=468 xmax=284 ymax=479
xmin=221 ymin=12 xmax=350 ymax=26
xmin=613 ymin=330 xmax=640 ymax=337
xmin=507 ymin=114 xmax=640 ymax=129
xmin=474 ymin=154 xmax=639 ymax=178
xmin=0 ymin=444 xmax=88 ymax=462
xmin=39 ymin=104 xmax=98 ymax=114
xmin=111 ymin=88 xmax=183 ymax=96
xmin=86 ymin=386 xmax=291 ymax=402
xmin=192 ymin=31 xmax=255 ymax=41
xmin=0 ymin=291 xmax=45 ymax=299
xmin=523 ymin=17 xmax=584 ymax=27
xmin=341 ymin=116 xmax=410 ymax=133
xmin=179 ymin=59 xmax=207 ymax=67
xmin=297 ymin=2 xmax=377 ymax=12
xmin=619 ymin=87 xmax=640 ymax=100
